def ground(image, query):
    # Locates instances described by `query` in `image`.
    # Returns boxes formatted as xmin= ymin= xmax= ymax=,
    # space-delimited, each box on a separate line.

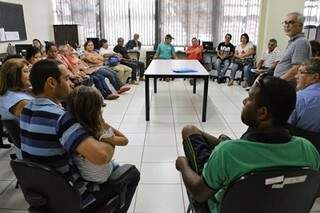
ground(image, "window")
xmin=214 ymin=0 xmax=260 ymax=45
xmin=100 ymin=0 xmax=155 ymax=45
xmin=53 ymin=0 xmax=98 ymax=40
xmin=52 ymin=0 xmax=261 ymax=47
xmin=304 ymin=0 xmax=320 ymax=26
xmin=159 ymin=0 xmax=213 ymax=46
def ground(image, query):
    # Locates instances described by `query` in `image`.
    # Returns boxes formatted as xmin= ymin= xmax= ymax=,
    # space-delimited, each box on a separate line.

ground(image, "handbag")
xmin=107 ymin=56 xmax=119 ymax=66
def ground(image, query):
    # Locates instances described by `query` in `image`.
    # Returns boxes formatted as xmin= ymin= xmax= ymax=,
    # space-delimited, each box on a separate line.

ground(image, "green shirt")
xmin=156 ymin=43 xmax=175 ymax=59
xmin=202 ymin=137 xmax=320 ymax=213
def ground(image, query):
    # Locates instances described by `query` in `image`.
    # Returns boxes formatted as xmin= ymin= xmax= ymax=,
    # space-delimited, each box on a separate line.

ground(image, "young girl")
xmin=65 ymin=86 xmax=128 ymax=183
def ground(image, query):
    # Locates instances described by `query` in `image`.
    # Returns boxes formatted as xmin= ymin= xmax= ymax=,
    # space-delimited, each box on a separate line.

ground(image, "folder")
xmin=172 ymin=67 xmax=198 ymax=73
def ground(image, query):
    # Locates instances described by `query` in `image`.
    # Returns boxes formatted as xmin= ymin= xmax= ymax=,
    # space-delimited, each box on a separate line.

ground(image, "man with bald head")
xmin=274 ymin=12 xmax=312 ymax=84
xmin=125 ymin=33 xmax=142 ymax=50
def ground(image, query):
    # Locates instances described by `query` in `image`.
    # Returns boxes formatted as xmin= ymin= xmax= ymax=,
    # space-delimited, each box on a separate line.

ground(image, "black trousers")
xmin=83 ymin=166 xmax=140 ymax=213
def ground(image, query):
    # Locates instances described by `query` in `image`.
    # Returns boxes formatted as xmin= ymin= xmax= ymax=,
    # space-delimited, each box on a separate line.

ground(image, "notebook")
xmin=172 ymin=67 xmax=198 ymax=73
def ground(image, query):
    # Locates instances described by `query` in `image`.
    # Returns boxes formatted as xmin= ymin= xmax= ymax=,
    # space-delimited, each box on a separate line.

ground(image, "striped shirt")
xmin=20 ymin=98 xmax=98 ymax=209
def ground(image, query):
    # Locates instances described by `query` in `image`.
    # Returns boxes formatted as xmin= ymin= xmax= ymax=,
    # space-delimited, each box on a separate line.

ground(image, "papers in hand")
xmin=172 ymin=67 xmax=198 ymax=73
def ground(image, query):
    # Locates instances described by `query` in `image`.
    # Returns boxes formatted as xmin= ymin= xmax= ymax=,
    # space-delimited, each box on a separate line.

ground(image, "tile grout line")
xmin=130 ymin=81 xmax=155 ymax=213
xmin=171 ymin=80 xmax=191 ymax=213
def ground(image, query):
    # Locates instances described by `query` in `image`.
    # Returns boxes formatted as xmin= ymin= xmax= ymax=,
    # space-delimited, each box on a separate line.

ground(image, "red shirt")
xmin=186 ymin=45 xmax=203 ymax=61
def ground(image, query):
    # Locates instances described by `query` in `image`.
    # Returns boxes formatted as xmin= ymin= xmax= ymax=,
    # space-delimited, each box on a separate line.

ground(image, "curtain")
xmin=52 ymin=0 xmax=261 ymax=47
xmin=100 ymin=0 xmax=155 ymax=45
xmin=213 ymin=0 xmax=260 ymax=45
xmin=159 ymin=0 xmax=213 ymax=46
xmin=304 ymin=0 xmax=320 ymax=26
xmin=53 ymin=0 xmax=98 ymax=42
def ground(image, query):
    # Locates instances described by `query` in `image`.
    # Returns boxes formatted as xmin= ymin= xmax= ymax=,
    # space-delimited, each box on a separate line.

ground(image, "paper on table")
xmin=5 ymin=31 xmax=20 ymax=41
xmin=0 ymin=28 xmax=5 ymax=41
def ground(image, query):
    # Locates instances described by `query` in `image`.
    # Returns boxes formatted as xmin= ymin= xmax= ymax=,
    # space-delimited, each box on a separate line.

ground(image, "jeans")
xmin=90 ymin=73 xmax=111 ymax=96
xmin=97 ymin=67 xmax=124 ymax=90
xmin=230 ymin=62 xmax=252 ymax=81
xmin=215 ymin=58 xmax=230 ymax=78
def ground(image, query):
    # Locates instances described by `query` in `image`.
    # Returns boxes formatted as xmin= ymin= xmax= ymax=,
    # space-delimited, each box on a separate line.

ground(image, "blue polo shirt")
xmin=288 ymin=83 xmax=320 ymax=132
xmin=20 ymin=98 xmax=98 ymax=209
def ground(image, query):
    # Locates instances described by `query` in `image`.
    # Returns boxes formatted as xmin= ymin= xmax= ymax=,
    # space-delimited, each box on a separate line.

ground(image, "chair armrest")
xmin=107 ymin=164 xmax=136 ymax=209
xmin=109 ymin=164 xmax=135 ymax=182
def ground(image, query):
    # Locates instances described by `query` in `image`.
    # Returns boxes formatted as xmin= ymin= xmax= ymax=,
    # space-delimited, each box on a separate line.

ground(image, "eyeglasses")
xmin=282 ymin=21 xmax=297 ymax=26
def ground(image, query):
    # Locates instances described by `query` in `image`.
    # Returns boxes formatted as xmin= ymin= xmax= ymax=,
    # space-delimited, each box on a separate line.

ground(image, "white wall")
xmin=257 ymin=0 xmax=305 ymax=59
xmin=0 ymin=0 xmax=54 ymax=53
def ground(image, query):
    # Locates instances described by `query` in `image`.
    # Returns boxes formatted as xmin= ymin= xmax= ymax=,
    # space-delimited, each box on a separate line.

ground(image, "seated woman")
xmin=99 ymin=39 xmax=132 ymax=84
xmin=228 ymin=33 xmax=255 ymax=87
xmin=46 ymin=43 xmax=119 ymax=100
xmin=26 ymin=46 xmax=42 ymax=65
xmin=83 ymin=40 xmax=130 ymax=93
xmin=65 ymin=86 xmax=128 ymax=183
xmin=0 ymin=58 xmax=33 ymax=152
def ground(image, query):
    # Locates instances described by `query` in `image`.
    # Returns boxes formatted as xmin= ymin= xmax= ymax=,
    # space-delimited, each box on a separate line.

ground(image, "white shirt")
xmin=235 ymin=42 xmax=254 ymax=58
xmin=262 ymin=48 xmax=281 ymax=68
xmin=99 ymin=47 xmax=114 ymax=56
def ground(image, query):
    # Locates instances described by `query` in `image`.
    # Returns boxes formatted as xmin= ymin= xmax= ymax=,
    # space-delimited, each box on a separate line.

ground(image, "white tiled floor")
xmin=0 ymin=79 xmax=319 ymax=212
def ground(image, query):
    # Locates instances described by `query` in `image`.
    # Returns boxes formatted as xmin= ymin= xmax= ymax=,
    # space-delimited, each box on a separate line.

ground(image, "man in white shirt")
xmin=255 ymin=39 xmax=281 ymax=75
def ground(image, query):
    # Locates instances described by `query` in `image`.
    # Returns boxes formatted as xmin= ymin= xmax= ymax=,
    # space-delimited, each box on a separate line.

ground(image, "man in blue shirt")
xmin=288 ymin=57 xmax=320 ymax=133
xmin=20 ymin=59 xmax=140 ymax=212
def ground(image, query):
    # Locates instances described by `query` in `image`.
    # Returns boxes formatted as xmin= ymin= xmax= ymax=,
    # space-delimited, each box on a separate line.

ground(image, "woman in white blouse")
xmin=228 ymin=33 xmax=255 ymax=87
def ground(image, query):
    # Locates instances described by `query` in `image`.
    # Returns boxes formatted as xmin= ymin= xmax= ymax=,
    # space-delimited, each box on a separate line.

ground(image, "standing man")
xmin=154 ymin=34 xmax=178 ymax=60
xmin=215 ymin=33 xmax=235 ymax=83
xmin=274 ymin=12 xmax=311 ymax=84
xmin=125 ymin=33 xmax=142 ymax=50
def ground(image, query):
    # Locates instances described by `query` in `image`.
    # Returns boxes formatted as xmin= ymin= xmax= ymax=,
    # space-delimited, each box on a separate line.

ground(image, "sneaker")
xmin=227 ymin=80 xmax=233 ymax=86
xmin=104 ymin=94 xmax=120 ymax=100
xmin=118 ymin=85 xmax=131 ymax=94
xmin=130 ymin=80 xmax=139 ymax=85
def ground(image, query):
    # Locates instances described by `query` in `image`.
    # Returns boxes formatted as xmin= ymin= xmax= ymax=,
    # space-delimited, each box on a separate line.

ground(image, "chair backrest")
xmin=219 ymin=167 xmax=320 ymax=213
xmin=2 ymin=119 xmax=21 ymax=148
xmin=10 ymin=159 xmax=81 ymax=213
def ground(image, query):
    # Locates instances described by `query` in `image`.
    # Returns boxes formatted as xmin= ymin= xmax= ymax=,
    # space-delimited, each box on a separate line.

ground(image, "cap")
xmin=165 ymin=34 xmax=174 ymax=39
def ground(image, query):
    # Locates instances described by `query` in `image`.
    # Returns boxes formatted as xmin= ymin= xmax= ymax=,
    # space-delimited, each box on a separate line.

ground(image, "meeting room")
xmin=0 ymin=0 xmax=320 ymax=212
